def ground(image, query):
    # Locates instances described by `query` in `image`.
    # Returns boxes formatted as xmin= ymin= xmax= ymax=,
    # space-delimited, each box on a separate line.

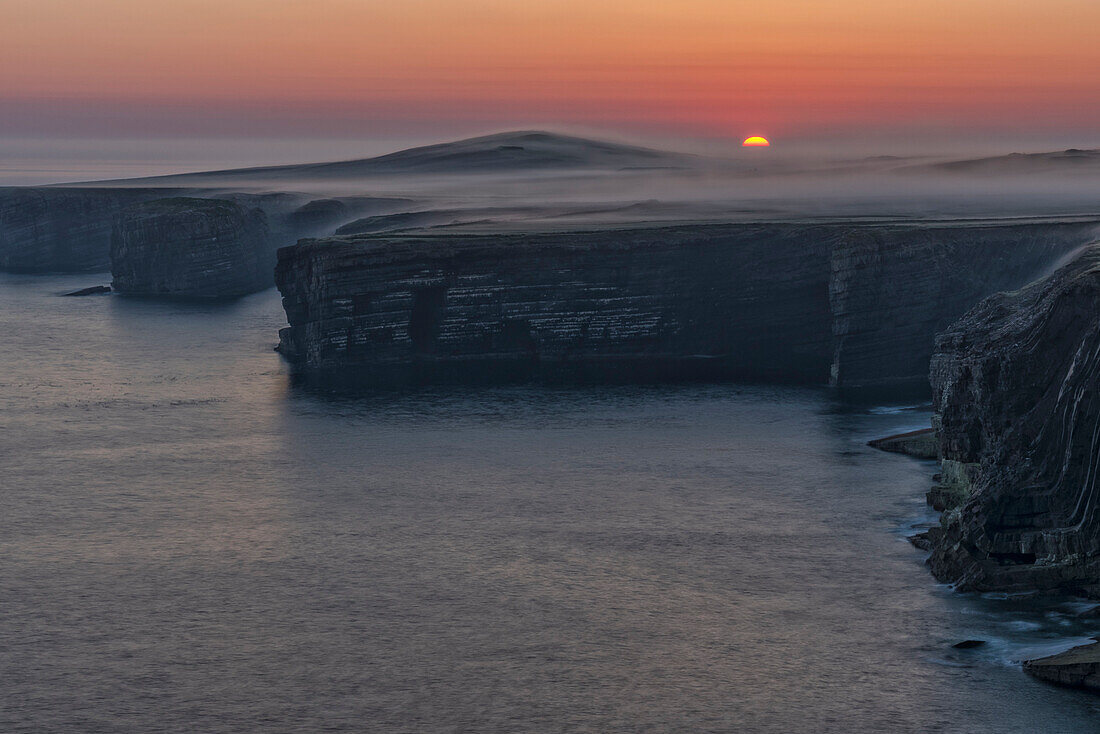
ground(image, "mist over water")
xmin=5 ymin=131 xmax=1100 ymax=225
xmin=0 ymin=135 xmax=427 ymax=186
xmin=4 ymin=273 xmax=1100 ymax=732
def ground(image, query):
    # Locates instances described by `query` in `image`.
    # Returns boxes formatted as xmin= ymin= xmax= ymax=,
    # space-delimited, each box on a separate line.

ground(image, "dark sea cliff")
xmin=275 ymin=218 xmax=1100 ymax=395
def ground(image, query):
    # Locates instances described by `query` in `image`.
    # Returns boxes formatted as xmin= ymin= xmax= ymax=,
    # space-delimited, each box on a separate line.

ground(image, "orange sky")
xmin=3 ymin=0 xmax=1099 ymax=141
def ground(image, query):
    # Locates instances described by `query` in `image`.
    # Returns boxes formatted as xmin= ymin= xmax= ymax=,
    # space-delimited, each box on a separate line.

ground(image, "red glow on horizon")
xmin=1 ymin=1 xmax=1098 ymax=139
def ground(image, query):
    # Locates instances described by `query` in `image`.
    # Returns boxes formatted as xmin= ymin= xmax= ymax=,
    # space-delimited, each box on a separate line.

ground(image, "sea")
xmin=3 ymin=272 xmax=1100 ymax=733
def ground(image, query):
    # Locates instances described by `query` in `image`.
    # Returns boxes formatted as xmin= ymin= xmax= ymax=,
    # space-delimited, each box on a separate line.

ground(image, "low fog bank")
xmin=8 ymin=130 xmax=1100 ymax=226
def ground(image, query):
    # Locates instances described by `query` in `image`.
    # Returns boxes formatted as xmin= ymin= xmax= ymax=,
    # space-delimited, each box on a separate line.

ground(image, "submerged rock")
xmin=928 ymin=244 xmax=1100 ymax=595
xmin=274 ymin=219 xmax=1097 ymax=391
xmin=1024 ymin=642 xmax=1100 ymax=692
xmin=111 ymin=198 xmax=271 ymax=298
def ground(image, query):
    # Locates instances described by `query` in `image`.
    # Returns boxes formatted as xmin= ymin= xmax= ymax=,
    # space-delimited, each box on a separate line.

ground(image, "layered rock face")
xmin=928 ymin=244 xmax=1100 ymax=594
xmin=0 ymin=188 xmax=165 ymax=272
xmin=276 ymin=225 xmax=837 ymax=383
xmin=829 ymin=222 xmax=1099 ymax=393
xmin=275 ymin=220 xmax=1099 ymax=389
xmin=0 ymin=185 xmax=411 ymax=275
xmin=111 ymin=198 xmax=271 ymax=298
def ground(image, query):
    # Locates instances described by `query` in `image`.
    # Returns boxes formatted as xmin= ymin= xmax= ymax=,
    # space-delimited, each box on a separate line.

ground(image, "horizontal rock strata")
xmin=275 ymin=219 xmax=1100 ymax=389
xmin=829 ymin=222 xmax=1100 ymax=393
xmin=0 ymin=186 xmax=412 ymax=275
xmin=0 ymin=188 xmax=168 ymax=272
xmin=111 ymin=198 xmax=271 ymax=298
xmin=276 ymin=225 xmax=836 ymax=384
xmin=928 ymin=244 xmax=1100 ymax=594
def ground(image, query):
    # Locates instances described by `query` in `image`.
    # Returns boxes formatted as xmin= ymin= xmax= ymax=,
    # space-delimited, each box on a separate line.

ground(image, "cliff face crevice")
xmin=928 ymin=243 xmax=1100 ymax=594
xmin=275 ymin=220 xmax=1099 ymax=390
xmin=111 ymin=198 xmax=271 ymax=298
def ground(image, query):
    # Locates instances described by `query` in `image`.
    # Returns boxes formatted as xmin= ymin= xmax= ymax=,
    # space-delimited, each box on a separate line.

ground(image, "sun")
xmin=742 ymin=136 xmax=770 ymax=147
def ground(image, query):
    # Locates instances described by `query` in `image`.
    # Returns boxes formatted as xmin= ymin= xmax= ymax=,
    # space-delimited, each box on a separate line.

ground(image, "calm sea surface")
xmin=3 ymin=273 xmax=1100 ymax=733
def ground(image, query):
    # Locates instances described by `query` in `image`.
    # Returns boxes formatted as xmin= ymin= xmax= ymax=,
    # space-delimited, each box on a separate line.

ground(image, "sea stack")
xmin=110 ymin=198 xmax=271 ymax=298
xmin=927 ymin=243 xmax=1100 ymax=595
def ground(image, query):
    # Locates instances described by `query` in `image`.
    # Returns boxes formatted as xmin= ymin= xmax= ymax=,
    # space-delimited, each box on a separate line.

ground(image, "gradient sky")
xmin=3 ymin=0 xmax=1099 ymax=144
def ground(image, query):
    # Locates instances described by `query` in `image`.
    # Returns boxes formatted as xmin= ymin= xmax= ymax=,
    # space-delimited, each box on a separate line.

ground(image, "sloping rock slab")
xmin=1025 ymin=642 xmax=1100 ymax=692
xmin=868 ymin=428 xmax=939 ymax=459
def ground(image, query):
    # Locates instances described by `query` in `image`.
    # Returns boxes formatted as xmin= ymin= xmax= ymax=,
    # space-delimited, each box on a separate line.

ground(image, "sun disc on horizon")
xmin=742 ymin=136 xmax=770 ymax=147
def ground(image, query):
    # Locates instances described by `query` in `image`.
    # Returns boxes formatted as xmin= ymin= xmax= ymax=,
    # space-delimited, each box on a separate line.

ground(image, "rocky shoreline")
xmin=926 ymin=244 xmax=1100 ymax=598
xmin=870 ymin=243 xmax=1100 ymax=596
xmin=872 ymin=420 xmax=1100 ymax=693
xmin=870 ymin=243 xmax=1100 ymax=691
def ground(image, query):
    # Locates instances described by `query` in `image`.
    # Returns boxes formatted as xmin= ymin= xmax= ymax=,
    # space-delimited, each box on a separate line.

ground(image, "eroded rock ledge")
xmin=926 ymin=243 xmax=1100 ymax=596
xmin=275 ymin=219 xmax=1099 ymax=391
xmin=1025 ymin=642 xmax=1100 ymax=691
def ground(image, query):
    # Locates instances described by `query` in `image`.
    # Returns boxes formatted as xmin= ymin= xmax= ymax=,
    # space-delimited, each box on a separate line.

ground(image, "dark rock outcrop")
xmin=1025 ymin=642 xmax=1100 ymax=691
xmin=0 ymin=183 xmax=422 ymax=280
xmin=0 ymin=188 xmax=168 ymax=272
xmin=274 ymin=219 xmax=1099 ymax=390
xmin=62 ymin=285 xmax=111 ymax=296
xmin=111 ymin=198 xmax=271 ymax=298
xmin=927 ymin=244 xmax=1100 ymax=594
xmin=867 ymin=428 xmax=939 ymax=460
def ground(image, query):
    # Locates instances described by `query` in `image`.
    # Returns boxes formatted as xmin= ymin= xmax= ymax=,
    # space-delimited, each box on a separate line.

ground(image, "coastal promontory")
xmin=273 ymin=218 xmax=1099 ymax=391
